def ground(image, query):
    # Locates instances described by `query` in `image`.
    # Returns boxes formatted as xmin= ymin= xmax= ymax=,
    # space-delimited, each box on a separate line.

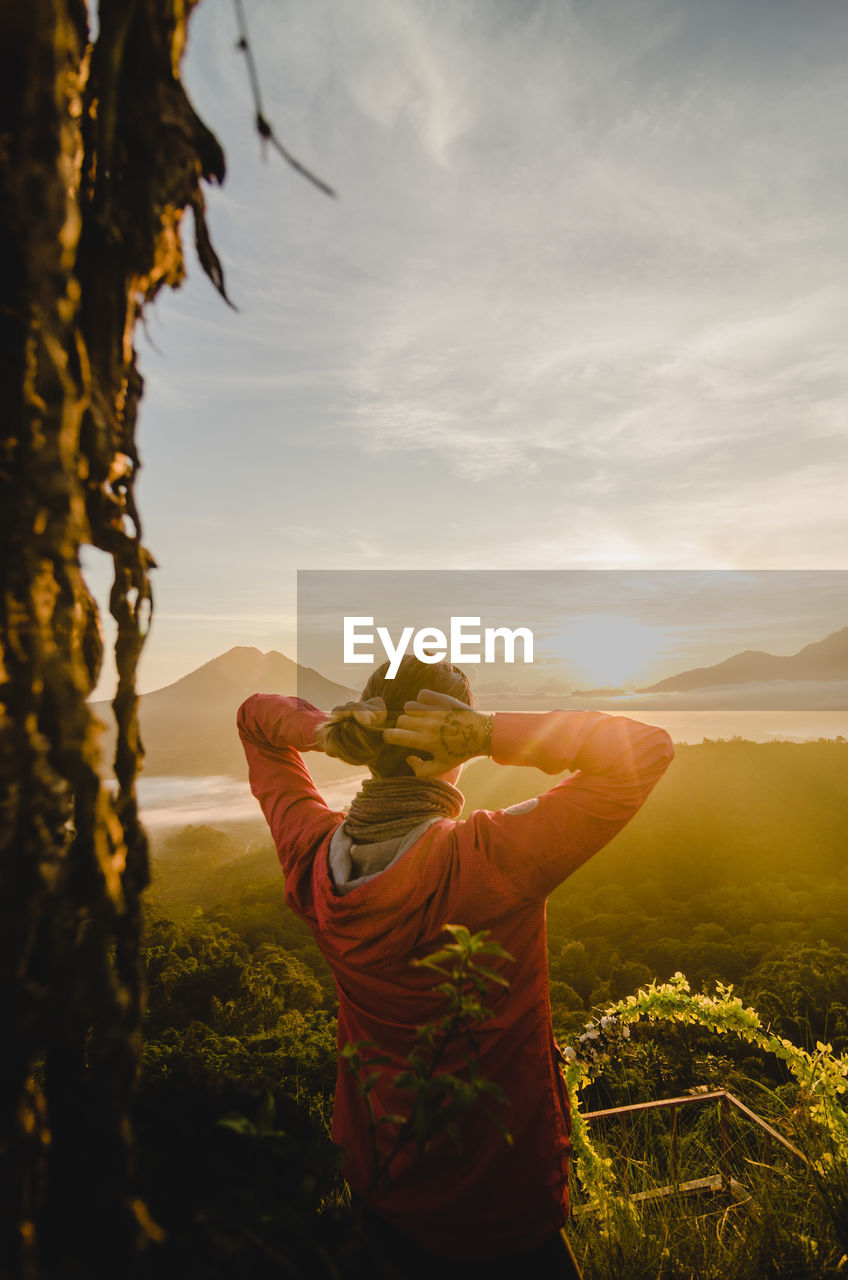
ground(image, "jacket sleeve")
xmin=236 ymin=694 xmax=344 ymax=890
xmin=467 ymin=710 xmax=674 ymax=901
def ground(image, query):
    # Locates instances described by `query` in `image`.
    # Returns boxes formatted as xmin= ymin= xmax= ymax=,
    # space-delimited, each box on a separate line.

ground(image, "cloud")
xmin=110 ymin=0 xmax=848 ymax=699
xmin=342 ymin=0 xmax=475 ymax=166
xmin=176 ymin=0 xmax=848 ymax=497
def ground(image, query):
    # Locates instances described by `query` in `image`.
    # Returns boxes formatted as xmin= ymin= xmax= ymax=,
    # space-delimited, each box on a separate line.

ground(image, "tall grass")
xmin=569 ymin=1106 xmax=848 ymax=1279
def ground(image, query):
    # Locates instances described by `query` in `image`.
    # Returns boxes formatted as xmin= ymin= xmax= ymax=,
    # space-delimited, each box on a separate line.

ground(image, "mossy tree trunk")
xmin=0 ymin=2 xmax=226 ymax=1274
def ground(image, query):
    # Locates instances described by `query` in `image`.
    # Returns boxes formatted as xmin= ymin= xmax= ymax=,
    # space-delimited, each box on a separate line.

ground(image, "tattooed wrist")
xmin=438 ymin=710 xmax=494 ymax=760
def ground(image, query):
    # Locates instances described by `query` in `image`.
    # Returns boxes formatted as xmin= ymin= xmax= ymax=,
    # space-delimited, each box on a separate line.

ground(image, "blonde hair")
xmin=317 ymin=655 xmax=473 ymax=777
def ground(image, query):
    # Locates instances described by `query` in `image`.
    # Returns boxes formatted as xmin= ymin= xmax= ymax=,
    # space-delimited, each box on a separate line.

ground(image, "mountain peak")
xmin=643 ymin=624 xmax=848 ymax=693
xmin=95 ymin=648 xmax=358 ymax=778
xmin=146 ymin=646 xmax=303 ymax=701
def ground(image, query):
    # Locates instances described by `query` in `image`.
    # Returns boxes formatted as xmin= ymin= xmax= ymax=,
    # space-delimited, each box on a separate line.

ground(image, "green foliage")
xmin=141 ymin=909 xmax=337 ymax=1104
xmin=561 ymin=974 xmax=848 ymax=1220
xmin=147 ymin=825 xmax=337 ymax=998
xmin=131 ymin=1060 xmax=373 ymax=1279
xmin=342 ymin=925 xmax=513 ymax=1195
xmin=144 ymin=912 xmax=324 ymax=1030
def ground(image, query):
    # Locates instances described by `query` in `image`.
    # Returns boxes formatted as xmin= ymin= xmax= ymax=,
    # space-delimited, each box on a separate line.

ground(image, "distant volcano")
xmin=641 ymin=625 xmax=848 ymax=693
xmin=91 ymin=647 xmax=357 ymax=779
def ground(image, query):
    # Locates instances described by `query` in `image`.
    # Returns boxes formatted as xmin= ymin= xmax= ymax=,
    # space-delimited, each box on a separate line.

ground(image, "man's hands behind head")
xmin=382 ymin=689 xmax=492 ymax=779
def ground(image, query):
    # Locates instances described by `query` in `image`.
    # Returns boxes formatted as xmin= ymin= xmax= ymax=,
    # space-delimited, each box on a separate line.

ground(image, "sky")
xmin=83 ymin=0 xmax=848 ymax=696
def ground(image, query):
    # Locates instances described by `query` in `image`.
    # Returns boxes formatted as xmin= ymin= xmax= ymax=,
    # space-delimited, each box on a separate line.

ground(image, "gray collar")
xmin=328 ymin=815 xmax=442 ymax=895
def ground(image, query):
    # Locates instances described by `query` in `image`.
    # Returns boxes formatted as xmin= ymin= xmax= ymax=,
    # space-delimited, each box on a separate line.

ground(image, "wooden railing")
xmin=575 ymin=1088 xmax=805 ymax=1206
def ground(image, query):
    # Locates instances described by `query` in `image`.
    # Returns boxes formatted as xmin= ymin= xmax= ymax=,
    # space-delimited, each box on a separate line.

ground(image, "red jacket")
xmin=237 ymin=696 xmax=674 ymax=1257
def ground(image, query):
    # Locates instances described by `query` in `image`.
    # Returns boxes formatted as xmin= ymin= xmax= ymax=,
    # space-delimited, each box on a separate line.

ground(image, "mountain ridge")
xmin=640 ymin=625 xmax=848 ymax=693
xmin=91 ymin=627 xmax=848 ymax=778
xmin=92 ymin=647 xmax=359 ymax=780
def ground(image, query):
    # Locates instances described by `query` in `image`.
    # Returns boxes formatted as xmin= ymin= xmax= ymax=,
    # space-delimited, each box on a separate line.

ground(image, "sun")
xmin=557 ymin=614 xmax=662 ymax=690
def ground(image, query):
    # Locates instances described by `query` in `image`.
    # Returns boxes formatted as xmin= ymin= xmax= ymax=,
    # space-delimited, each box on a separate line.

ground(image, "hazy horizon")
xmin=136 ymin=711 xmax=848 ymax=833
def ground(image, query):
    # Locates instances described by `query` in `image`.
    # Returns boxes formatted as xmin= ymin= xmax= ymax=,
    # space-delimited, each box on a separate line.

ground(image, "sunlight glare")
xmin=559 ymin=614 xmax=663 ymax=690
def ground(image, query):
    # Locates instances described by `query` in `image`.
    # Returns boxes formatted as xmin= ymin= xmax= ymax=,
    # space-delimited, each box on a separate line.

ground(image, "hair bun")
xmin=316 ymin=697 xmax=387 ymax=765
